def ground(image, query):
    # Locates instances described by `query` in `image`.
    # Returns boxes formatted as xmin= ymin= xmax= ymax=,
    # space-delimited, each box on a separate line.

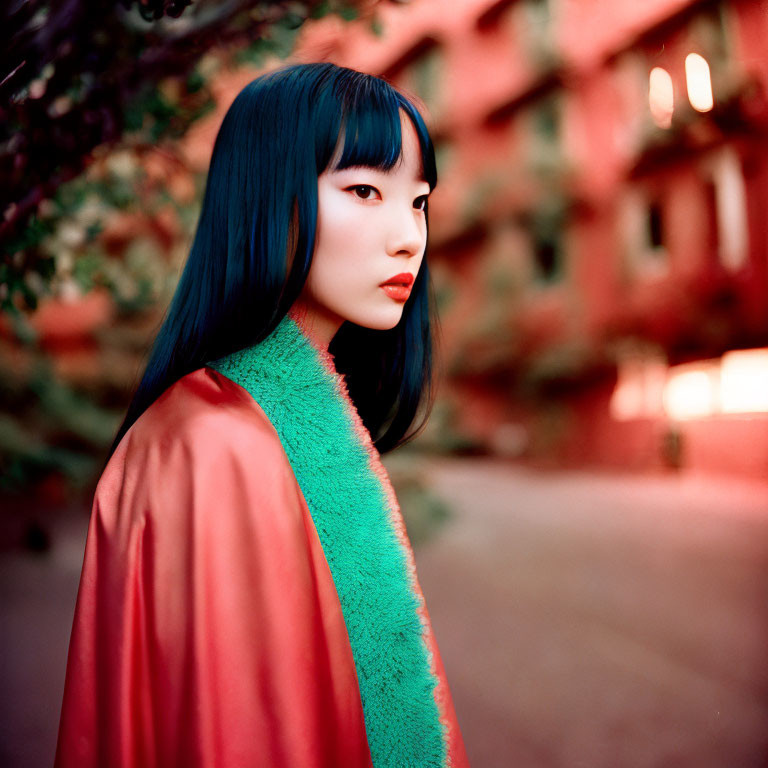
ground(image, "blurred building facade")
xmin=295 ymin=0 xmax=768 ymax=479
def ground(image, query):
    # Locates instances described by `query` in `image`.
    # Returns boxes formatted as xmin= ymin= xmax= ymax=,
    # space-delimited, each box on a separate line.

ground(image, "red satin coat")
xmin=54 ymin=367 xmax=469 ymax=768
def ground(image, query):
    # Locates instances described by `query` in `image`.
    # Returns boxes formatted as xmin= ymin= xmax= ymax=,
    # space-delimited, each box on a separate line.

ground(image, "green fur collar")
xmin=208 ymin=313 xmax=447 ymax=768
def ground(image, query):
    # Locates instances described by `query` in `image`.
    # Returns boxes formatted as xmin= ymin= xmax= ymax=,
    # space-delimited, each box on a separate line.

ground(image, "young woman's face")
xmin=297 ymin=110 xmax=431 ymax=342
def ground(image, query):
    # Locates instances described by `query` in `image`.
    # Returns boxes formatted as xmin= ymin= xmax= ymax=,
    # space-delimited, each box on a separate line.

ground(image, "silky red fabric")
xmin=54 ymin=368 xmax=374 ymax=768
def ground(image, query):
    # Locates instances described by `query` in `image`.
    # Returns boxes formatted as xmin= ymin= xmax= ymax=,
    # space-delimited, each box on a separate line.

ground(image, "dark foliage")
xmin=0 ymin=0 xmax=366 ymax=309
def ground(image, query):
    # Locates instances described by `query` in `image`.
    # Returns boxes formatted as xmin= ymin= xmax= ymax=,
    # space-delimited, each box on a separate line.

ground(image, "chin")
xmin=348 ymin=306 xmax=405 ymax=331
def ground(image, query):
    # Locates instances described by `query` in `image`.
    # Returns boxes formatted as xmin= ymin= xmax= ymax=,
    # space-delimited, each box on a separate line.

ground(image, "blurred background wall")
xmin=292 ymin=0 xmax=768 ymax=479
xmin=4 ymin=0 xmax=768 ymax=528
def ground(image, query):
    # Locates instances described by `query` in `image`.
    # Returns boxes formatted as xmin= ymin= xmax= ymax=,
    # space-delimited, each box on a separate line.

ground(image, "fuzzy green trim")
xmin=208 ymin=315 xmax=446 ymax=768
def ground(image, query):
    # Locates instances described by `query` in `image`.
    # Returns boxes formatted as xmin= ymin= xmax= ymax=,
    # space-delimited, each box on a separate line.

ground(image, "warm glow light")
xmin=610 ymin=355 xmax=667 ymax=420
xmin=613 ymin=348 xmax=768 ymax=421
xmin=709 ymin=146 xmax=749 ymax=271
xmin=643 ymin=360 xmax=668 ymax=416
xmin=648 ymin=67 xmax=674 ymax=128
xmin=685 ymin=53 xmax=714 ymax=112
xmin=663 ymin=364 xmax=719 ymax=419
xmin=610 ymin=370 xmax=645 ymax=420
xmin=720 ymin=349 xmax=768 ymax=413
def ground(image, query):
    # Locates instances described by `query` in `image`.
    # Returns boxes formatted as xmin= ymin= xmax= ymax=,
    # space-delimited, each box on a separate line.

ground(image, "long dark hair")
xmin=107 ymin=61 xmax=440 ymax=463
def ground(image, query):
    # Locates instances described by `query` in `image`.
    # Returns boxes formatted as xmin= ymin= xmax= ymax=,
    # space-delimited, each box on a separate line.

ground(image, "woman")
xmin=54 ymin=62 xmax=470 ymax=768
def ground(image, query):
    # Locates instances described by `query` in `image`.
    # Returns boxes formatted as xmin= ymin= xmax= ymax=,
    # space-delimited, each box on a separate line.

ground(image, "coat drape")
xmin=55 ymin=316 xmax=469 ymax=768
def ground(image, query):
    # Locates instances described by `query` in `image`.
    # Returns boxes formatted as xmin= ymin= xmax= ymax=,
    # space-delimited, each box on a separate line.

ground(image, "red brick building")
xmin=294 ymin=0 xmax=768 ymax=478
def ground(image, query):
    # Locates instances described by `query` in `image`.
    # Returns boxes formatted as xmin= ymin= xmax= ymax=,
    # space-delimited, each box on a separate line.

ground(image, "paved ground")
xmin=0 ymin=503 xmax=88 ymax=768
xmin=414 ymin=459 xmax=768 ymax=768
xmin=2 ymin=459 xmax=768 ymax=767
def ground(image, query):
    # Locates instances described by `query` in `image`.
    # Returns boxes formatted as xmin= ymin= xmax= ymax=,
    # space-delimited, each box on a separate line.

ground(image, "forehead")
xmin=325 ymin=108 xmax=427 ymax=183
xmin=396 ymin=114 xmax=423 ymax=176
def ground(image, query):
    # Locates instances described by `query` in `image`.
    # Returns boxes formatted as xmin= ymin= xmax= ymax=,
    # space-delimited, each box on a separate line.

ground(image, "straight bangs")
xmin=313 ymin=73 xmax=438 ymax=191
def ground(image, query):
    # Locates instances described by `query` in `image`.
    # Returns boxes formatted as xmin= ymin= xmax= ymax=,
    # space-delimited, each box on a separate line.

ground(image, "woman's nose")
xmin=386 ymin=202 xmax=425 ymax=258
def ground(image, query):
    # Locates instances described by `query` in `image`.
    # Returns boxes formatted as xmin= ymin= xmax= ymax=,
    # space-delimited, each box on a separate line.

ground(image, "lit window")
xmin=720 ymin=349 xmax=768 ymax=413
xmin=612 ymin=348 xmax=768 ymax=421
xmin=663 ymin=364 xmax=719 ymax=419
xmin=707 ymin=146 xmax=749 ymax=271
xmin=648 ymin=67 xmax=674 ymax=128
xmin=610 ymin=353 xmax=667 ymax=420
xmin=685 ymin=53 xmax=714 ymax=112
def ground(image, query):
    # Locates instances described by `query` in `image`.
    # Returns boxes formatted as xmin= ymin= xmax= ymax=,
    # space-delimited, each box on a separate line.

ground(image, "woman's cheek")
xmin=319 ymin=212 xmax=359 ymax=260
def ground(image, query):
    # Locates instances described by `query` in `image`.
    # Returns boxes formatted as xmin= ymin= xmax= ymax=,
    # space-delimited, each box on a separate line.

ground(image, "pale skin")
xmin=290 ymin=109 xmax=431 ymax=350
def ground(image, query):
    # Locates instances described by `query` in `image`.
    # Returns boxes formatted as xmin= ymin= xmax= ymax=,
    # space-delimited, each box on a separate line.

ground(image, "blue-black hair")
xmin=107 ymin=61 xmax=439 ymax=462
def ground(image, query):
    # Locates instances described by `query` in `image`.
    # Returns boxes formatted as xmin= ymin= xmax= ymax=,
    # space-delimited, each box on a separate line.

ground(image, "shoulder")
xmin=98 ymin=368 xmax=298 ymax=524
xmin=126 ymin=366 xmax=285 ymax=462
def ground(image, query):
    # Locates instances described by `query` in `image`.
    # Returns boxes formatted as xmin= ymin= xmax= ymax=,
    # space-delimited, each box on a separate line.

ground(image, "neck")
xmin=287 ymin=301 xmax=342 ymax=354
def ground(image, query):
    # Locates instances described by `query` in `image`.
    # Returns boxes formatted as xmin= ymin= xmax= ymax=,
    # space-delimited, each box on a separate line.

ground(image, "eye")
xmin=414 ymin=195 xmax=429 ymax=212
xmin=346 ymin=184 xmax=381 ymax=201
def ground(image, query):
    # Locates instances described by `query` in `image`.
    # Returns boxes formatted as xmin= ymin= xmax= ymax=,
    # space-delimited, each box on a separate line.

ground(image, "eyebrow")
xmin=337 ymin=165 xmax=429 ymax=186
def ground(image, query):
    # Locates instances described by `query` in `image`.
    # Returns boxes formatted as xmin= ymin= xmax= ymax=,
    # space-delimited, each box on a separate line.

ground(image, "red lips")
xmin=380 ymin=272 xmax=415 ymax=287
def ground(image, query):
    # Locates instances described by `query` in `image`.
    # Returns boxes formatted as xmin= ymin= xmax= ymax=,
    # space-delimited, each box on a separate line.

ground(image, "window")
xmin=688 ymin=5 xmax=730 ymax=68
xmin=619 ymin=188 xmax=669 ymax=278
xmin=409 ymin=46 xmax=441 ymax=106
xmin=703 ymin=179 xmax=719 ymax=260
xmin=535 ymin=93 xmax=560 ymax=143
xmin=525 ymin=91 xmax=563 ymax=177
xmin=702 ymin=146 xmax=749 ymax=271
xmin=521 ymin=0 xmax=556 ymax=68
xmin=533 ymin=233 xmax=560 ymax=282
xmin=529 ymin=204 xmax=565 ymax=284
xmin=647 ymin=200 xmax=664 ymax=249
xmin=433 ymin=138 xmax=456 ymax=179
xmin=387 ymin=40 xmax=445 ymax=122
